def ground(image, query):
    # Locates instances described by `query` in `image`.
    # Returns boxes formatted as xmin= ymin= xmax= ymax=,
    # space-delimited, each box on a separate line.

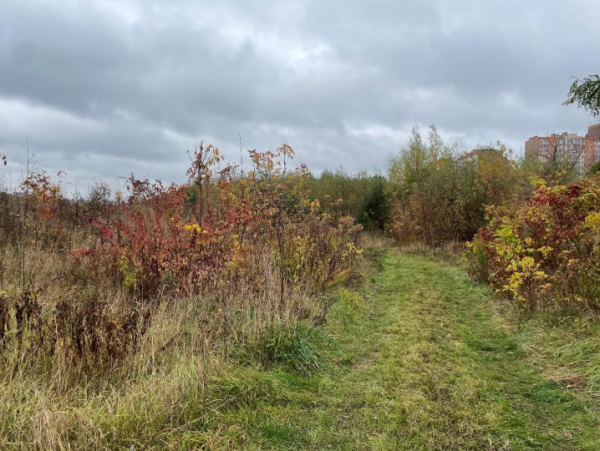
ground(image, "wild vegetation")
xmin=306 ymin=170 xmax=390 ymax=232
xmin=2 ymin=78 xmax=600 ymax=449
xmin=466 ymin=176 xmax=600 ymax=310
xmin=385 ymin=125 xmax=523 ymax=247
xmin=0 ymin=145 xmax=363 ymax=448
xmin=462 ymin=73 xmax=600 ymax=311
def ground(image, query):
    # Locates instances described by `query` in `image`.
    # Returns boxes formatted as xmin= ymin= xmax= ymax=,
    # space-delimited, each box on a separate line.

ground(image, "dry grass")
xmin=0 ymin=238 xmax=328 ymax=449
xmin=1 ymin=302 xmax=320 ymax=447
xmin=3 ymin=245 xmax=600 ymax=449
xmin=0 ymin=147 xmax=365 ymax=449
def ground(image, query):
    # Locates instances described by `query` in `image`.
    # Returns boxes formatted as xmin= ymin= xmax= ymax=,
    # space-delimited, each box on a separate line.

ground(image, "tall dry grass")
xmin=0 ymin=245 xmax=323 ymax=449
xmin=0 ymin=145 xmax=363 ymax=449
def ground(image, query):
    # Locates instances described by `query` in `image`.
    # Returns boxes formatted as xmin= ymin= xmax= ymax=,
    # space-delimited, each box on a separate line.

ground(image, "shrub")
xmin=306 ymin=170 xmax=392 ymax=232
xmin=466 ymin=176 xmax=600 ymax=309
xmin=0 ymin=143 xmax=362 ymax=371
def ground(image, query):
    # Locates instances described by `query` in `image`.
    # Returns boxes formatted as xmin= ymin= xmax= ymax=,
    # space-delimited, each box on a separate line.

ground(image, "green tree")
xmin=388 ymin=125 xmax=487 ymax=245
xmin=589 ymin=160 xmax=600 ymax=175
xmin=387 ymin=126 xmax=524 ymax=246
xmin=564 ymin=74 xmax=600 ymax=117
xmin=359 ymin=174 xmax=390 ymax=231
xmin=388 ymin=124 xmax=448 ymax=194
xmin=306 ymin=169 xmax=393 ymax=231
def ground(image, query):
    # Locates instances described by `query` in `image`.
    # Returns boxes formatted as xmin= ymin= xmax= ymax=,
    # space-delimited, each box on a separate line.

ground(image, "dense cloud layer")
xmin=1 ymin=0 xmax=599 ymax=190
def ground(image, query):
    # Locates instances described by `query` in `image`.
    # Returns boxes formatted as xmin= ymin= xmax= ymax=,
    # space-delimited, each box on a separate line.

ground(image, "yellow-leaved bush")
xmin=465 ymin=176 xmax=600 ymax=309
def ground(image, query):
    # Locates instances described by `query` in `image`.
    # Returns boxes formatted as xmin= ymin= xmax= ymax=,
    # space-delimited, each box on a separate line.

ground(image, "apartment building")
xmin=525 ymin=124 xmax=600 ymax=173
xmin=587 ymin=123 xmax=600 ymax=139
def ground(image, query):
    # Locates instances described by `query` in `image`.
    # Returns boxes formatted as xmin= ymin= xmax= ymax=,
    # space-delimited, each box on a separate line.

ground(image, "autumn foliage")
xmin=98 ymin=144 xmax=362 ymax=297
xmin=0 ymin=144 xmax=362 ymax=370
xmin=466 ymin=176 xmax=600 ymax=309
xmin=386 ymin=125 xmax=522 ymax=247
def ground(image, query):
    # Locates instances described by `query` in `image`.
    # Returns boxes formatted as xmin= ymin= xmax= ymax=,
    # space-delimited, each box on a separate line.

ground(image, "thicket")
xmin=462 ymin=76 xmax=600 ymax=310
xmin=465 ymin=176 xmax=600 ymax=310
xmin=0 ymin=144 xmax=367 ymax=447
xmin=378 ymin=122 xmax=600 ymax=312
xmin=306 ymin=170 xmax=390 ymax=231
xmin=0 ymin=144 xmax=362 ymax=373
xmin=386 ymin=125 xmax=522 ymax=247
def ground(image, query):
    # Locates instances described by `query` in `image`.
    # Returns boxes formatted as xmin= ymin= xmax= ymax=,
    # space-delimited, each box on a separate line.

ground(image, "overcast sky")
xmin=1 ymin=0 xmax=599 ymax=192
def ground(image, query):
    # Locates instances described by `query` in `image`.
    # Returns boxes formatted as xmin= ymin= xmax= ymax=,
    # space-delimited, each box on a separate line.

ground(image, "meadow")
xmin=2 ymin=125 xmax=600 ymax=449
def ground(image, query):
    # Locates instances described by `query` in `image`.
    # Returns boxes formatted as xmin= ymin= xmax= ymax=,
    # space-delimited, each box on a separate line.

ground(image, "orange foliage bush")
xmin=86 ymin=143 xmax=363 ymax=298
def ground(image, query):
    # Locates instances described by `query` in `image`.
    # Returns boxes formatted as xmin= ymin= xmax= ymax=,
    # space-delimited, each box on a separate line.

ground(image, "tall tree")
xmin=564 ymin=74 xmax=600 ymax=117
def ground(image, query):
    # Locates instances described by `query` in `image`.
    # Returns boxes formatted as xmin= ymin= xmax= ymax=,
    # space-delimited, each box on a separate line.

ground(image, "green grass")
xmin=3 ymin=250 xmax=600 ymax=449
xmin=232 ymin=322 xmax=329 ymax=375
xmin=199 ymin=251 xmax=600 ymax=450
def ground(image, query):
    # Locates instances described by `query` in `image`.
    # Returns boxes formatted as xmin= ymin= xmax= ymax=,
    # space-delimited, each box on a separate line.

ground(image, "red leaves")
xmin=79 ymin=145 xmax=361 ymax=298
xmin=15 ymin=143 xmax=360 ymax=301
xmin=468 ymin=177 xmax=600 ymax=308
xmin=89 ymin=217 xmax=114 ymax=242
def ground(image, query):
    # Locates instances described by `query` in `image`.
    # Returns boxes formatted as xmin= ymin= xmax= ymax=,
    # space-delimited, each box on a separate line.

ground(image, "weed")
xmin=236 ymin=322 xmax=328 ymax=375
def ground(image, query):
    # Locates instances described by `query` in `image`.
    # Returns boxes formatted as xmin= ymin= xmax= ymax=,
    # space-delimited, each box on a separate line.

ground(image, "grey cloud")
xmin=301 ymin=0 xmax=600 ymax=113
xmin=1 ymin=0 xmax=598 ymax=189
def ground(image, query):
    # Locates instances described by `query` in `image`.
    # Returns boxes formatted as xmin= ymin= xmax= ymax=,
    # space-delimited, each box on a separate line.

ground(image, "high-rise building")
xmin=525 ymin=124 xmax=600 ymax=173
xmin=587 ymin=123 xmax=600 ymax=139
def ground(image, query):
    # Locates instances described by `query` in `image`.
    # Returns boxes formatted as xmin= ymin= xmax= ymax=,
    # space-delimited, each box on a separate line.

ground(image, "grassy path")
xmin=224 ymin=251 xmax=600 ymax=450
xmin=4 ymin=252 xmax=600 ymax=450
